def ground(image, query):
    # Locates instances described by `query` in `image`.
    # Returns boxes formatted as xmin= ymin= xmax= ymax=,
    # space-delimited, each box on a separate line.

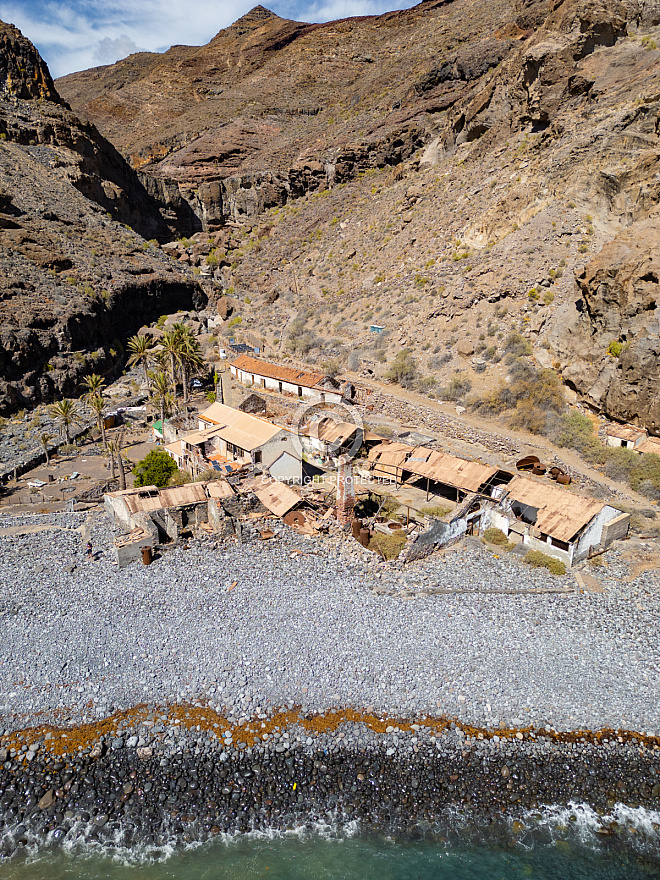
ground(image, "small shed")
xmin=605 ymin=423 xmax=647 ymax=449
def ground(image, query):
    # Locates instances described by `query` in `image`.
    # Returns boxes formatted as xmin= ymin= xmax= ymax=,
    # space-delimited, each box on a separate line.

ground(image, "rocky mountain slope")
xmin=0 ymin=22 xmax=206 ymax=414
xmin=46 ymin=0 xmax=660 ymax=432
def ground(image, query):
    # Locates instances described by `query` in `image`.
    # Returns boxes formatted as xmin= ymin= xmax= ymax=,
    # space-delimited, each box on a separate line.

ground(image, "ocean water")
xmin=2 ymin=803 xmax=660 ymax=880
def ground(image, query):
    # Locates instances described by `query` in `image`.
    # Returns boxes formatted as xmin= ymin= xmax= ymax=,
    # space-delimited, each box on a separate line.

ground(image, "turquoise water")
xmin=2 ymin=805 xmax=660 ymax=880
xmin=1 ymin=833 xmax=659 ymax=880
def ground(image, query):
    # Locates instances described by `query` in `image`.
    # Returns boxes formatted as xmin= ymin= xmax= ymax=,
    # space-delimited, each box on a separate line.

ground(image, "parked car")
xmin=218 ymin=348 xmax=227 ymax=359
xmin=190 ymin=378 xmax=203 ymax=390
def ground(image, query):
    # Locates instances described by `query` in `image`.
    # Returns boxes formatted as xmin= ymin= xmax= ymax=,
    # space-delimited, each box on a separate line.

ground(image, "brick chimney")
xmin=336 ymin=454 xmax=355 ymax=525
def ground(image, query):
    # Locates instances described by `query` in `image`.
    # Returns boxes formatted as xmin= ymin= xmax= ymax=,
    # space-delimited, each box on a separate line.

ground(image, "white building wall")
xmin=481 ymin=508 xmax=511 ymax=535
xmin=268 ymin=451 xmax=303 ymax=482
xmin=230 ymin=365 xmax=342 ymax=404
xmin=521 ymin=533 xmax=573 ymax=566
xmin=573 ymin=505 xmax=620 ymax=562
xmin=258 ymin=430 xmax=302 ymax=478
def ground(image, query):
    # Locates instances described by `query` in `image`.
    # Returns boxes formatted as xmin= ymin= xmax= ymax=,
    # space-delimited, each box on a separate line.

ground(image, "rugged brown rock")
xmin=57 ymin=0 xmax=527 ymax=230
xmin=0 ymin=21 xmax=205 ymax=414
xmin=29 ymin=0 xmax=660 ymax=430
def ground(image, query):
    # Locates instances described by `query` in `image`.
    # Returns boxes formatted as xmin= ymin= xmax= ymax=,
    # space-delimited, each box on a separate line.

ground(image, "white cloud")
xmin=94 ymin=34 xmax=145 ymax=65
xmin=3 ymin=0 xmax=417 ymax=77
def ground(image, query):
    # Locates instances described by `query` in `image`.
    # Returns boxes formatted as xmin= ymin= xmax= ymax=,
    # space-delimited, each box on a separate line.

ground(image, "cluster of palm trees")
xmin=127 ymin=322 xmax=204 ymax=424
xmin=43 ymin=321 xmax=205 ymax=473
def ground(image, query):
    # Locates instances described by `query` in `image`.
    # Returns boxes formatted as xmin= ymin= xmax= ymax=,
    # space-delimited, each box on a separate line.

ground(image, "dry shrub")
xmin=483 ymin=527 xmax=510 ymax=546
xmin=523 ymin=550 xmax=566 ymax=576
xmin=369 ymin=531 xmax=407 ymax=560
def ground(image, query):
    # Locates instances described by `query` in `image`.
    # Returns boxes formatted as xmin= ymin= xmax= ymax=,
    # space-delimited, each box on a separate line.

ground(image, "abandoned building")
xmin=605 ymin=423 xmax=648 ymax=449
xmin=105 ymin=481 xmax=239 ymax=565
xmin=229 ymin=354 xmax=350 ymax=404
xmin=299 ymin=417 xmax=361 ymax=462
xmin=486 ymin=477 xmax=630 ymax=566
xmin=638 ymin=435 xmax=660 ymax=455
xmin=367 ymin=441 xmax=513 ymax=501
xmin=166 ymin=401 xmax=303 ymax=481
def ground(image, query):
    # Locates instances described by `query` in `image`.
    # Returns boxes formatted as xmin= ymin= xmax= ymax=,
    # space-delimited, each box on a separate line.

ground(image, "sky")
xmin=1 ymin=0 xmax=418 ymax=78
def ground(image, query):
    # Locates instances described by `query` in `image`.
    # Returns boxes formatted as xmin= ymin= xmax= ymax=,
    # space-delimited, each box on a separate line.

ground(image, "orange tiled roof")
xmin=231 ymin=354 xmax=325 ymax=389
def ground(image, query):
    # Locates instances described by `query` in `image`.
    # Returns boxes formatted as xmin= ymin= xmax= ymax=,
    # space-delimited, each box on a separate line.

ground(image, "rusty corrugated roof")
xmin=505 ymin=476 xmax=606 ymax=543
xmin=606 ymin=423 xmax=647 ymax=442
xmin=637 ymin=436 xmax=660 ymax=455
xmin=206 ymin=480 xmax=235 ymax=499
xmin=114 ymin=486 xmax=161 ymax=514
xmin=251 ymin=478 xmax=302 ymax=516
xmin=367 ymin=442 xmax=497 ymax=492
xmin=405 ymin=447 xmax=498 ymax=492
xmin=231 ymin=354 xmax=325 ymax=389
xmin=158 ymin=483 xmax=209 ymax=508
xmin=368 ymin=442 xmax=413 ymax=478
xmin=305 ymin=418 xmax=357 ymax=445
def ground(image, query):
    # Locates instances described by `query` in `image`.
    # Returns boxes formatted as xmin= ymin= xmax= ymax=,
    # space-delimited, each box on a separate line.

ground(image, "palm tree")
xmin=161 ymin=326 xmax=185 ymax=397
xmin=127 ymin=335 xmax=155 ymax=388
xmin=178 ymin=327 xmax=204 ymax=405
xmin=48 ymin=399 xmax=83 ymax=445
xmin=151 ymin=370 xmax=173 ymax=429
xmin=107 ymin=437 xmax=118 ymax=480
xmin=87 ymin=393 xmax=107 ymax=448
xmin=115 ymin=430 xmax=127 ymax=490
xmin=40 ymin=433 xmax=52 ymax=465
xmin=82 ymin=373 xmax=106 ymax=402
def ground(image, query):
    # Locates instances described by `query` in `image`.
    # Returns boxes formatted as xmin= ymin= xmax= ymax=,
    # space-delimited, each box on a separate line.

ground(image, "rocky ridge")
xmin=56 ymin=0 xmax=660 ymax=431
xmin=0 ymin=21 xmax=206 ymax=414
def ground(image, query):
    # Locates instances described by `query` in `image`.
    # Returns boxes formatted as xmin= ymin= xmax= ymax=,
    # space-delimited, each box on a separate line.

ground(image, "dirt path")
xmin=348 ymin=372 xmax=653 ymax=509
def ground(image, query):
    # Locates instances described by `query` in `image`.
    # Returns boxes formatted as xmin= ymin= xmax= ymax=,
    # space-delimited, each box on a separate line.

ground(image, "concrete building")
xmin=175 ymin=402 xmax=303 ymax=481
xmin=105 ymin=480 xmax=238 ymax=563
xmin=230 ymin=354 xmax=344 ymax=404
xmin=605 ymin=423 xmax=647 ymax=449
xmin=486 ymin=476 xmax=630 ymax=566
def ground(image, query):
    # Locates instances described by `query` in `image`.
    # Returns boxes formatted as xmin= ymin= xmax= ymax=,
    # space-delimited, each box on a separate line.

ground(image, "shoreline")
xmin=1 ymin=706 xmax=660 ymax=860
xmin=2 ymin=512 xmax=659 ymax=738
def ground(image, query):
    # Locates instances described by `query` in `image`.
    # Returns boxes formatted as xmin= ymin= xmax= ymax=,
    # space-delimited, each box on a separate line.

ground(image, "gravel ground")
xmin=0 ymin=510 xmax=659 ymax=736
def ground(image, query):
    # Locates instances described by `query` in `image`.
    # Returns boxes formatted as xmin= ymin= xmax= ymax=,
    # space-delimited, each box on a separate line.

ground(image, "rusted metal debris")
xmin=517 ymin=457 xmax=571 ymax=484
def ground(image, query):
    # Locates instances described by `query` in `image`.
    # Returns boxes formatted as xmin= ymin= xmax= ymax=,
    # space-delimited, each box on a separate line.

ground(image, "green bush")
xmin=369 ymin=531 xmax=407 ymax=560
xmin=608 ymin=340 xmax=623 ymax=358
xmin=470 ymin=361 xmax=565 ymax=433
xmin=627 ymin=452 xmax=660 ymax=499
xmin=440 ymin=372 xmax=472 ymax=401
xmin=503 ymin=332 xmax=532 ymax=359
xmin=168 ymin=470 xmax=192 ymax=487
xmin=133 ymin=449 xmax=178 ymax=488
xmin=603 ymin=446 xmax=637 ymax=483
xmin=547 ymin=411 xmax=605 ymax=465
xmin=523 ymin=550 xmax=566 ymax=576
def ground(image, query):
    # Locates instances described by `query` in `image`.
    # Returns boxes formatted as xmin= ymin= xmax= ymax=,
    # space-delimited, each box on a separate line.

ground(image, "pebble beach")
xmin=1 ymin=511 xmax=659 ymax=859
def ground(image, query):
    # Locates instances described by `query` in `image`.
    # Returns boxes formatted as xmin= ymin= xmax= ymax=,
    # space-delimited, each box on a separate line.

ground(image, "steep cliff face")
xmin=57 ymin=0 xmax=528 ymax=232
xmin=29 ymin=0 xmax=660 ymax=430
xmin=551 ymin=217 xmax=660 ymax=429
xmin=0 ymin=21 xmax=61 ymax=103
xmin=0 ymin=21 xmax=205 ymax=415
